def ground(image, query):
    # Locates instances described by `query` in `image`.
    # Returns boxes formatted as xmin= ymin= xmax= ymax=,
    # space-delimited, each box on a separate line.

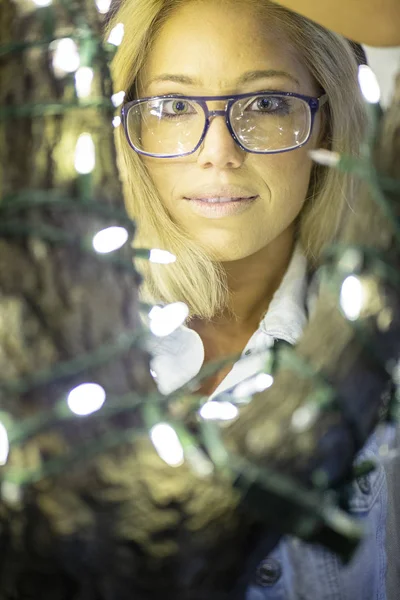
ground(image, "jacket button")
xmin=358 ymin=475 xmax=371 ymax=495
xmin=255 ymin=558 xmax=282 ymax=586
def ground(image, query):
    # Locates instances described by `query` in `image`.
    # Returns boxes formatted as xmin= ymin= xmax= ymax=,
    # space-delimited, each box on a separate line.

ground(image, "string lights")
xmin=67 ymin=383 xmax=106 ymax=416
xmin=0 ymin=0 xmax=399 ymax=566
xmin=74 ymin=133 xmax=96 ymax=174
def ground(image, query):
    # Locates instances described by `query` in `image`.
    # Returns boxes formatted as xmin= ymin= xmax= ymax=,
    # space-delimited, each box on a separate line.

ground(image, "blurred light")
xmin=95 ymin=0 xmax=112 ymax=13
xmin=232 ymin=372 xmax=274 ymax=399
xmin=1 ymin=481 xmax=21 ymax=505
xmin=149 ymin=249 xmax=177 ymax=264
xmin=112 ymin=116 xmax=121 ymax=128
xmin=111 ymin=91 xmax=125 ymax=107
xmin=75 ymin=67 xmax=94 ymax=99
xmin=74 ymin=133 xmax=95 ymax=174
xmin=67 ymin=383 xmax=106 ymax=416
xmin=185 ymin=446 xmax=214 ymax=476
xmin=291 ymin=404 xmax=318 ymax=432
xmin=107 ymin=23 xmax=124 ymax=46
xmin=33 ymin=0 xmax=52 ymax=5
xmin=149 ymin=302 xmax=189 ymax=337
xmin=150 ymin=422 xmax=184 ymax=467
xmin=340 ymin=275 xmax=364 ymax=321
xmin=358 ymin=65 xmax=381 ymax=104
xmin=92 ymin=226 xmax=129 ymax=253
xmin=150 ymin=369 xmax=158 ymax=380
xmin=308 ymin=149 xmax=340 ymax=167
xmin=0 ymin=422 xmax=9 ymax=466
xmin=52 ymin=38 xmax=80 ymax=76
xmin=199 ymin=401 xmax=239 ymax=421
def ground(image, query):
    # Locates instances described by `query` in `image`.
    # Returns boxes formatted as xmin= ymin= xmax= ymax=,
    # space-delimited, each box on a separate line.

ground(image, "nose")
xmin=197 ymin=112 xmax=245 ymax=170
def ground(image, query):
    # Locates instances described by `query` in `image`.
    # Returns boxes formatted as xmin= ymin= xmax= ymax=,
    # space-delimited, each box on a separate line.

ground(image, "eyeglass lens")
xmin=126 ymin=95 xmax=312 ymax=156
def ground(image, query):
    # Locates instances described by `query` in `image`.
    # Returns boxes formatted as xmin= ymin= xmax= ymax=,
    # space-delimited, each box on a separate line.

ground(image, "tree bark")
xmin=0 ymin=2 xmax=263 ymax=599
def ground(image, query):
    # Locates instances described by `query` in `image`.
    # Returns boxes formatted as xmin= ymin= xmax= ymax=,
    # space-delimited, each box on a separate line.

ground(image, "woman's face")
xmin=138 ymin=0 xmax=322 ymax=261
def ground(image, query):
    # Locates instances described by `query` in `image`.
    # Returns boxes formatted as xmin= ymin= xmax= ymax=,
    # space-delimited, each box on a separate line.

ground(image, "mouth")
xmin=184 ymin=196 xmax=258 ymax=204
xmin=183 ymin=193 xmax=259 ymax=219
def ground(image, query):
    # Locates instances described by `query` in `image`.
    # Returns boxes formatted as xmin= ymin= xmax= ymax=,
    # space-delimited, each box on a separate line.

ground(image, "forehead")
xmin=141 ymin=1 xmax=317 ymax=95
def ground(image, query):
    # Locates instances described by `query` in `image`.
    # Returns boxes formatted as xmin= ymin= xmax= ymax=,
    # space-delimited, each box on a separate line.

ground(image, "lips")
xmin=186 ymin=196 xmax=257 ymax=203
xmin=184 ymin=185 xmax=258 ymax=202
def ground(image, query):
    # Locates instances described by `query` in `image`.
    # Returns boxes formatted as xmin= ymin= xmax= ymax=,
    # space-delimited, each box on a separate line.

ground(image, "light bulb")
xmin=75 ymin=67 xmax=94 ymax=99
xmin=340 ymin=275 xmax=364 ymax=321
xmin=308 ymin=149 xmax=340 ymax=167
xmin=74 ymin=133 xmax=95 ymax=174
xmin=149 ymin=249 xmax=177 ymax=264
xmin=232 ymin=372 xmax=274 ymax=399
xmin=358 ymin=65 xmax=381 ymax=104
xmin=95 ymin=0 xmax=112 ymax=13
xmin=150 ymin=423 xmax=184 ymax=467
xmin=107 ymin=23 xmax=124 ymax=46
xmin=199 ymin=401 xmax=239 ymax=421
xmin=0 ymin=422 xmax=9 ymax=466
xmin=52 ymin=38 xmax=80 ymax=76
xmin=67 ymin=383 xmax=106 ymax=416
xmin=291 ymin=404 xmax=319 ymax=432
xmin=149 ymin=302 xmax=189 ymax=337
xmin=112 ymin=116 xmax=121 ymax=128
xmin=92 ymin=226 xmax=129 ymax=253
xmin=111 ymin=91 xmax=125 ymax=107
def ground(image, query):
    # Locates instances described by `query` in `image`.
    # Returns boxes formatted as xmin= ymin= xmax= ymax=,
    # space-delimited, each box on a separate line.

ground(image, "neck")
xmin=192 ymin=226 xmax=296 ymax=335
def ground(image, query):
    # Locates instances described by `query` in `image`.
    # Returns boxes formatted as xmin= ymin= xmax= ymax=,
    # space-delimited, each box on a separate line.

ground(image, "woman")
xmin=107 ymin=0 xmax=387 ymax=597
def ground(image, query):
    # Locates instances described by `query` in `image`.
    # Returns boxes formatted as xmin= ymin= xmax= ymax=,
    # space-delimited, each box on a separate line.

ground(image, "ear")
xmin=316 ymin=104 xmax=331 ymax=150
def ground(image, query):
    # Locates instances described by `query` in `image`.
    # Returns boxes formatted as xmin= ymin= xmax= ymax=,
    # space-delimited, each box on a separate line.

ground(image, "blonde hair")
xmin=107 ymin=0 xmax=367 ymax=319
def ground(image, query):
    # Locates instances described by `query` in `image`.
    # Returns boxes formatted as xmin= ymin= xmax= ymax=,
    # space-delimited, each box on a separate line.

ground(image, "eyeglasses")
xmin=121 ymin=91 xmax=328 ymax=159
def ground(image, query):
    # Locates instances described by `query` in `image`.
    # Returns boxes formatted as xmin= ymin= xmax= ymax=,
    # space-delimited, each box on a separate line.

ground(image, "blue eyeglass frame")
xmin=121 ymin=90 xmax=329 ymax=158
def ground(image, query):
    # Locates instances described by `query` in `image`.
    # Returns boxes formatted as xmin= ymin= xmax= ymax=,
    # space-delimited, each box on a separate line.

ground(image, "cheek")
xmin=253 ymin=148 xmax=313 ymax=206
xmin=141 ymin=159 xmax=178 ymax=209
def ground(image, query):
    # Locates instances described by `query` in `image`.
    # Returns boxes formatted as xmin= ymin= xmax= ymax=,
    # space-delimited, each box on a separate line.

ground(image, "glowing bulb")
xmin=358 ymin=65 xmax=381 ymax=104
xmin=67 ymin=383 xmax=106 ymax=416
xmin=291 ymin=404 xmax=319 ymax=432
xmin=95 ymin=0 xmax=112 ymax=13
xmin=112 ymin=116 xmax=121 ymax=128
xmin=75 ymin=67 xmax=94 ymax=99
xmin=149 ymin=249 xmax=177 ymax=264
xmin=0 ymin=422 xmax=9 ymax=466
xmin=33 ymin=0 xmax=52 ymax=5
xmin=150 ymin=423 xmax=184 ymax=467
xmin=340 ymin=275 xmax=364 ymax=321
xmin=92 ymin=226 xmax=129 ymax=253
xmin=308 ymin=149 xmax=340 ymax=167
xmin=232 ymin=372 xmax=274 ymax=399
xmin=199 ymin=401 xmax=239 ymax=421
xmin=111 ymin=91 xmax=125 ymax=107
xmin=107 ymin=23 xmax=124 ymax=46
xmin=52 ymin=38 xmax=80 ymax=76
xmin=149 ymin=302 xmax=189 ymax=337
xmin=74 ymin=133 xmax=95 ymax=174
xmin=1 ymin=481 xmax=21 ymax=506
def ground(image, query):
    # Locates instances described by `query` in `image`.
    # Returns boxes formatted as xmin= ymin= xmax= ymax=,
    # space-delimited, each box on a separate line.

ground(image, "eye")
xmin=171 ymin=99 xmax=188 ymax=113
xmin=246 ymin=95 xmax=290 ymax=114
xmin=162 ymin=99 xmax=196 ymax=116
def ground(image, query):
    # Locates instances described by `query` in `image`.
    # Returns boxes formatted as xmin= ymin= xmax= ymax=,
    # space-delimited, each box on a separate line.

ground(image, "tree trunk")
xmin=0 ymin=2 xmax=265 ymax=599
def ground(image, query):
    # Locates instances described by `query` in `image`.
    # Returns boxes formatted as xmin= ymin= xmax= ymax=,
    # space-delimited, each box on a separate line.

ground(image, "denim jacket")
xmin=146 ymin=246 xmax=388 ymax=600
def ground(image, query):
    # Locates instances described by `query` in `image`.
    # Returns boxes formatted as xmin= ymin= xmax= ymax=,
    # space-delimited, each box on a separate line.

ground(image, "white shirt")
xmin=147 ymin=245 xmax=311 ymax=397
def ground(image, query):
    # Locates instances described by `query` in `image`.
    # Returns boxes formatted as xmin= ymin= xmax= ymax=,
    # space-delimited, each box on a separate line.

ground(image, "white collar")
xmin=147 ymin=244 xmax=310 ymax=396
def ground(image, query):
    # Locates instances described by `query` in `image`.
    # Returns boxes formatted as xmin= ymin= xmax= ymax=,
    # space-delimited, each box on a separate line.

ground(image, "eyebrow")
xmin=146 ymin=69 xmax=300 ymax=88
